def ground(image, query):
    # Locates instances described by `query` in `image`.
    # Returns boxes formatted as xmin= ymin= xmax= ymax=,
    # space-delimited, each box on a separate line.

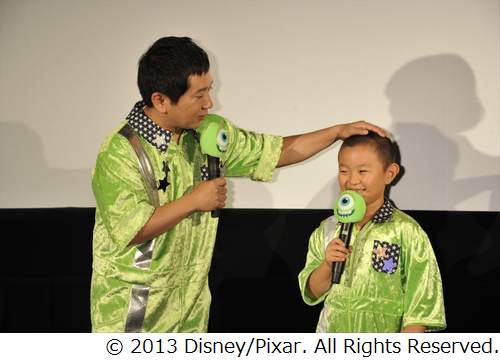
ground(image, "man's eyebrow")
xmin=194 ymin=81 xmax=214 ymax=94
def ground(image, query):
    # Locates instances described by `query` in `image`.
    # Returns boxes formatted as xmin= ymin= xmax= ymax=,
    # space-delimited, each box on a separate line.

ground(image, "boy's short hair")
xmin=138 ymin=37 xmax=210 ymax=106
xmin=340 ymin=131 xmax=397 ymax=169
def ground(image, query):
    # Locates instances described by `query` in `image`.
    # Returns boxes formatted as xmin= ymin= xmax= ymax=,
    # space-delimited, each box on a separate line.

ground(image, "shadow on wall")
xmin=307 ymin=55 xmax=499 ymax=213
xmin=385 ymin=55 xmax=500 ymax=324
xmin=386 ymin=54 xmax=499 ymax=212
xmin=0 ymin=122 xmax=92 ymax=207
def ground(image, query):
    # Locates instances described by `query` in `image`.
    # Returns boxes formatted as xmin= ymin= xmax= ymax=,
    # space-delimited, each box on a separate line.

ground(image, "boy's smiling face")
xmin=338 ymin=143 xmax=399 ymax=211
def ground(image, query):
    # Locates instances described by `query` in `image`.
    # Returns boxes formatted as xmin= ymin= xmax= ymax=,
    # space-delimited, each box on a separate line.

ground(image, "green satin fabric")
xmin=91 ymin=116 xmax=282 ymax=332
xmin=298 ymin=208 xmax=446 ymax=332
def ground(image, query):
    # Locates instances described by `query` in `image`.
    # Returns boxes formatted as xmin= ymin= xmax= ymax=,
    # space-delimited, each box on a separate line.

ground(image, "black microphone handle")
xmin=331 ymin=222 xmax=353 ymax=284
xmin=207 ymin=155 xmax=221 ymax=218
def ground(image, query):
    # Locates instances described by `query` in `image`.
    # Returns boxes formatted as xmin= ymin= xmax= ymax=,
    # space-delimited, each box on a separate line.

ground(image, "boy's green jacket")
xmin=299 ymin=203 xmax=446 ymax=332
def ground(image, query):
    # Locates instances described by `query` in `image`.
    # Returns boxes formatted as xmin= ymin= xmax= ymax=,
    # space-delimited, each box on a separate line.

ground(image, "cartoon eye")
xmin=216 ymin=129 xmax=228 ymax=152
xmin=338 ymin=194 xmax=354 ymax=212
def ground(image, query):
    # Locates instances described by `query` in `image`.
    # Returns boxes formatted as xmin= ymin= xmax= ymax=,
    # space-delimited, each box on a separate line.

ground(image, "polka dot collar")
xmin=372 ymin=198 xmax=394 ymax=224
xmin=124 ymin=100 xmax=210 ymax=181
xmin=126 ymin=101 xmax=172 ymax=153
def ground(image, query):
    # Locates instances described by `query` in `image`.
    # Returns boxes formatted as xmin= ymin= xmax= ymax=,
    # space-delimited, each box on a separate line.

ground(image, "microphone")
xmin=197 ymin=115 xmax=229 ymax=218
xmin=331 ymin=190 xmax=366 ymax=284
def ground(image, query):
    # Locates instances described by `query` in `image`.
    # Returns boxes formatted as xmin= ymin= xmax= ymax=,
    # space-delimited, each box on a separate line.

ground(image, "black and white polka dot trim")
xmin=201 ymin=165 xmax=209 ymax=181
xmin=126 ymin=101 xmax=172 ymax=153
xmin=371 ymin=240 xmax=400 ymax=274
xmin=125 ymin=101 xmax=213 ymax=182
xmin=372 ymin=199 xmax=394 ymax=224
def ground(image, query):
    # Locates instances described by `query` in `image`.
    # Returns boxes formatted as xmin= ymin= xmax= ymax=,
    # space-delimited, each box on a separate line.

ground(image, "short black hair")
xmin=340 ymin=131 xmax=397 ymax=169
xmin=137 ymin=37 xmax=210 ymax=106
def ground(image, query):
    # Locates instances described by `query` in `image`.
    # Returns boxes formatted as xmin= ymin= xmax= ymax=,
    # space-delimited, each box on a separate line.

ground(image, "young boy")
xmin=298 ymin=132 xmax=446 ymax=332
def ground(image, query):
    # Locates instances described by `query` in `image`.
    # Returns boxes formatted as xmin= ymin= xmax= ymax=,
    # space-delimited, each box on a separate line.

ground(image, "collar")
xmin=126 ymin=101 xmax=173 ymax=153
xmin=372 ymin=198 xmax=394 ymax=224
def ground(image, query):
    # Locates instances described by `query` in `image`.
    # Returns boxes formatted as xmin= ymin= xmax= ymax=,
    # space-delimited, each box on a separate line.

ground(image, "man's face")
xmin=167 ymin=72 xmax=214 ymax=130
xmin=338 ymin=143 xmax=392 ymax=209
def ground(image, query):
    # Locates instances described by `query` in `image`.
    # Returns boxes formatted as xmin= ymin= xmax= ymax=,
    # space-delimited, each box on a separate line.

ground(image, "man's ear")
xmin=150 ymin=92 xmax=172 ymax=114
xmin=385 ymin=163 xmax=400 ymax=185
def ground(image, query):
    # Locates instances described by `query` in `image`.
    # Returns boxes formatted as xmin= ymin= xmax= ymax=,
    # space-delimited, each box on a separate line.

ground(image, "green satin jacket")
xmin=91 ymin=109 xmax=282 ymax=332
xmin=298 ymin=202 xmax=446 ymax=332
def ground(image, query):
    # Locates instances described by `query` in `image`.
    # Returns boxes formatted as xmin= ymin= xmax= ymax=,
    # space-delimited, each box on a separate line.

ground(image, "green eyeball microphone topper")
xmin=197 ymin=114 xmax=229 ymax=218
xmin=332 ymin=190 xmax=367 ymax=284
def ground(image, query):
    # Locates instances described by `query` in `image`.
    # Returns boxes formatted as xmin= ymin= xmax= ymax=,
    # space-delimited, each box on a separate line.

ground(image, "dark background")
xmin=1 ymin=208 xmax=499 ymax=332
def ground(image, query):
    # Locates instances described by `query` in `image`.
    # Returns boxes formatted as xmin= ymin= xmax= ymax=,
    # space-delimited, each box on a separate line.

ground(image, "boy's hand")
xmin=189 ymin=177 xmax=227 ymax=212
xmin=324 ymin=238 xmax=351 ymax=267
xmin=334 ymin=120 xmax=387 ymax=140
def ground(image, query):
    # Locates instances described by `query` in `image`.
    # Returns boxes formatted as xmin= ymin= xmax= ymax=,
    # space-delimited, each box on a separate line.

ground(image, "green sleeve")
xmin=220 ymin=118 xmax=283 ymax=181
xmin=401 ymin=221 xmax=447 ymax=331
xmin=92 ymin=133 xmax=155 ymax=249
xmin=298 ymin=220 xmax=331 ymax=306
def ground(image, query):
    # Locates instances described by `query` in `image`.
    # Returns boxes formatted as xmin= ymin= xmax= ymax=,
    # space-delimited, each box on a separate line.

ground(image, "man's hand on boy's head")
xmin=334 ymin=120 xmax=387 ymax=141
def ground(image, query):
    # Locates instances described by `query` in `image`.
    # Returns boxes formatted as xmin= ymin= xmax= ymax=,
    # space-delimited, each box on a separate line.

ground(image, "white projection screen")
xmin=0 ymin=0 xmax=498 ymax=210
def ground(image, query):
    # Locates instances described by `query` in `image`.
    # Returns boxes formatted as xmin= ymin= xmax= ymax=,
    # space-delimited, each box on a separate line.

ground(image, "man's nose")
xmin=203 ymin=94 xmax=213 ymax=110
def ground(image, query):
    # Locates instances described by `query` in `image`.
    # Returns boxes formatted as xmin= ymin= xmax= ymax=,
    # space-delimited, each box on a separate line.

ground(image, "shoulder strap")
xmin=118 ymin=123 xmax=158 ymax=332
xmin=118 ymin=123 xmax=160 ymax=207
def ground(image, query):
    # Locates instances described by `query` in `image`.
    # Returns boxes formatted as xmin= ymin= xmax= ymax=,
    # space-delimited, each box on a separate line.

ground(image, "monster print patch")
xmin=372 ymin=240 xmax=400 ymax=274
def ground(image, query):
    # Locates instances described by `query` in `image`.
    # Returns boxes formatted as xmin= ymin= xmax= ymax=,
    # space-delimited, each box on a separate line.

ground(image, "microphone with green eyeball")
xmin=197 ymin=114 xmax=229 ymax=218
xmin=332 ymin=190 xmax=366 ymax=284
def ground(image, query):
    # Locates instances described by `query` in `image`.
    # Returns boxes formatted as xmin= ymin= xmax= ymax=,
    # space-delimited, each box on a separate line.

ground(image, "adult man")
xmin=91 ymin=36 xmax=385 ymax=332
